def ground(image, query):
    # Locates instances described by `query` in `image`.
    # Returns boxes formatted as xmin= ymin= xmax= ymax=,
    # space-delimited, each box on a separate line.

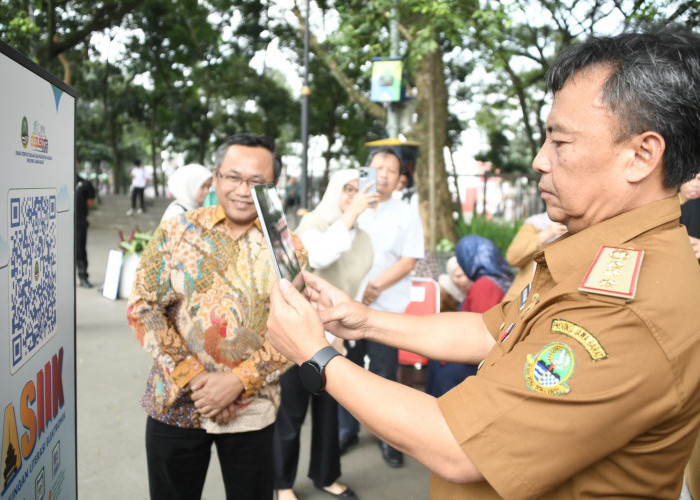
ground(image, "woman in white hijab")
xmin=161 ymin=163 xmax=213 ymax=222
xmin=274 ymin=168 xmax=378 ymax=500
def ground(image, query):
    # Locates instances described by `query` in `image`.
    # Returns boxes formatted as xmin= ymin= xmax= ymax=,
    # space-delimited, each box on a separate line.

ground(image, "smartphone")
xmin=359 ymin=167 xmax=377 ymax=194
xmin=251 ymin=184 xmax=305 ymax=291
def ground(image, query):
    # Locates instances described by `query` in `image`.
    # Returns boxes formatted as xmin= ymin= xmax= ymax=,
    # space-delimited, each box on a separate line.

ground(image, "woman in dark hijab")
xmin=425 ymin=235 xmax=513 ymax=397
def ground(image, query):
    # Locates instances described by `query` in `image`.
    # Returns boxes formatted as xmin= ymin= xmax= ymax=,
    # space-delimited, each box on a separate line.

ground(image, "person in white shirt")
xmin=338 ymin=147 xmax=425 ymax=468
xmin=127 ymin=159 xmax=149 ymax=215
xmin=274 ymin=168 xmax=378 ymax=500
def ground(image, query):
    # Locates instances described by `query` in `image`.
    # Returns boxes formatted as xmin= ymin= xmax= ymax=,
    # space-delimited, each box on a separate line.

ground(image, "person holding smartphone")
xmin=273 ymin=169 xmax=378 ymax=500
xmin=337 ymin=147 xmax=425 ymax=468
xmin=358 ymin=167 xmax=377 ymax=195
xmin=267 ymin=31 xmax=700 ymax=498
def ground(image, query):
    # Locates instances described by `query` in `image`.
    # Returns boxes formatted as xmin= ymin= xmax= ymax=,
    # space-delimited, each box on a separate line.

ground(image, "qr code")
xmin=9 ymin=189 xmax=57 ymax=374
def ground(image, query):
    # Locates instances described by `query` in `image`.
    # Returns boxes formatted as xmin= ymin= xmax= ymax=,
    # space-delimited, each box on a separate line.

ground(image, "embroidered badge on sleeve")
xmin=578 ymin=246 xmax=644 ymax=301
xmin=550 ymin=319 xmax=608 ymax=361
xmin=524 ymin=342 xmax=576 ymax=396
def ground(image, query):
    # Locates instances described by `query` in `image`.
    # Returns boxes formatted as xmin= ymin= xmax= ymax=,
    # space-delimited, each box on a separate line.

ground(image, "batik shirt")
xmin=127 ymin=205 xmax=300 ymax=433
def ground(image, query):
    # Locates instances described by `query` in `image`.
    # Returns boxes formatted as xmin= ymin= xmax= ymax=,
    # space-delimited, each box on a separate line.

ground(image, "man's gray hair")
xmin=546 ymin=29 xmax=700 ymax=188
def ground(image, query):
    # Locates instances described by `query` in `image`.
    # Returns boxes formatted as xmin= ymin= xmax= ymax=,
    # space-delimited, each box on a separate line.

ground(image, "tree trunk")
xmin=149 ymin=105 xmax=161 ymax=197
xmin=501 ymin=57 xmax=539 ymax=158
xmin=413 ymin=48 xmax=457 ymax=248
xmin=102 ymin=65 xmax=123 ymax=194
xmin=322 ymin=136 xmax=332 ymax=194
xmin=56 ymin=43 xmax=71 ymax=85
xmin=109 ymin=126 xmax=122 ymax=194
xmin=198 ymin=129 xmax=208 ymax=166
xmin=320 ymin=110 xmax=338 ymax=195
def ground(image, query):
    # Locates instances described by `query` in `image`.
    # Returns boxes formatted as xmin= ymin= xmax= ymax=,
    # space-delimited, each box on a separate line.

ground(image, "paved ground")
xmin=76 ymin=194 xmax=431 ymax=499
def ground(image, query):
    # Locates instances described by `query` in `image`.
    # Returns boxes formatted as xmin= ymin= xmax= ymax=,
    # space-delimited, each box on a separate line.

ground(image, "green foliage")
xmin=0 ymin=0 xmax=147 ymax=66
xmin=118 ymin=228 xmax=152 ymax=257
xmin=464 ymin=0 xmax=695 ymax=172
xmin=1 ymin=9 xmax=39 ymax=56
xmin=474 ymin=128 xmax=531 ymax=173
xmin=4 ymin=0 xmax=698 ymax=210
xmin=306 ymin=56 xmax=379 ymax=165
xmin=453 ymin=215 xmax=522 ymax=257
xmin=435 ymin=238 xmax=455 ymax=253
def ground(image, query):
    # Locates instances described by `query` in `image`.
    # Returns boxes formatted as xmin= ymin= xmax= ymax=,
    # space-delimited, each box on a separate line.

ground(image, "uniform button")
xmin=499 ymin=322 xmax=505 ymax=330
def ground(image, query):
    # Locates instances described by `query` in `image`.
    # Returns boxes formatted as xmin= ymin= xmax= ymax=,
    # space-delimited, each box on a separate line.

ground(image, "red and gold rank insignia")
xmin=578 ymin=246 xmax=644 ymax=301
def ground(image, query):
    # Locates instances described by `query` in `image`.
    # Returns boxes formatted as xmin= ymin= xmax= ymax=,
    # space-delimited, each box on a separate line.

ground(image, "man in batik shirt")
xmin=128 ymin=133 xmax=301 ymax=500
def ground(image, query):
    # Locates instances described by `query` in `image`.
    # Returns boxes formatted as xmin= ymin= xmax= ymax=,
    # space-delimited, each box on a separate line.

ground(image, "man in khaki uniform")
xmin=266 ymin=31 xmax=700 ymax=498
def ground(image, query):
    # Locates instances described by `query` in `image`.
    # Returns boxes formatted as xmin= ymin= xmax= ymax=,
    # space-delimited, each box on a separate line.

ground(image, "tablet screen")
xmin=251 ymin=184 xmax=305 ymax=291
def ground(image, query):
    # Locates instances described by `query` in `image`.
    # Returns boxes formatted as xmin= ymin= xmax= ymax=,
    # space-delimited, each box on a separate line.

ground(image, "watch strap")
xmin=310 ymin=345 xmax=341 ymax=370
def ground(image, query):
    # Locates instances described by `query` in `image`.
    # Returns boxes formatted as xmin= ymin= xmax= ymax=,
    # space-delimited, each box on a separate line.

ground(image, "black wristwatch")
xmin=299 ymin=346 xmax=341 ymax=395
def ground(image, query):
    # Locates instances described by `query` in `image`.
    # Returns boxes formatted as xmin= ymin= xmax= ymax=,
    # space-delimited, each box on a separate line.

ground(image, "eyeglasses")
xmin=217 ymin=170 xmax=268 ymax=189
xmin=342 ymin=184 xmax=359 ymax=195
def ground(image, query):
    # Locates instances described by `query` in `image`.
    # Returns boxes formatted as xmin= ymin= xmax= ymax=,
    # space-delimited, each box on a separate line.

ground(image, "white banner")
xmin=0 ymin=42 xmax=77 ymax=500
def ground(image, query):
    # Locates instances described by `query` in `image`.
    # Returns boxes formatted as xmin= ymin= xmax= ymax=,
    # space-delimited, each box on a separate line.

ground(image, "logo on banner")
xmin=29 ymin=120 xmax=49 ymax=153
xmin=16 ymin=118 xmax=52 ymax=164
xmin=35 ymin=466 xmax=45 ymax=500
xmin=21 ymin=117 xmax=29 ymax=148
xmin=18 ymin=117 xmax=49 ymax=153
xmin=1 ymin=348 xmax=65 ymax=495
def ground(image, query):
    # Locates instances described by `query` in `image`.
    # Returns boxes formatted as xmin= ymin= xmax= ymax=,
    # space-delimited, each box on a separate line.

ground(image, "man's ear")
xmin=626 ymin=131 xmax=665 ymax=183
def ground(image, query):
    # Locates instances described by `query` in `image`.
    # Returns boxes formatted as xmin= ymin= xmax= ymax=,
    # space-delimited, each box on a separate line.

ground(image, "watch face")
xmin=299 ymin=361 xmax=324 ymax=394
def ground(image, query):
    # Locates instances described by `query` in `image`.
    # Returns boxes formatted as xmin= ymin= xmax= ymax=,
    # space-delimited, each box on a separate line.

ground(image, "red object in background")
xmin=462 ymin=186 xmax=478 ymax=214
xmin=398 ymin=278 xmax=440 ymax=367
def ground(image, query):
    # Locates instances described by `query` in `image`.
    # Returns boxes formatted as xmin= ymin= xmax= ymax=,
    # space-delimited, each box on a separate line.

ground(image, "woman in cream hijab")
xmin=295 ymin=169 xmax=379 ymax=294
xmin=274 ymin=168 xmax=378 ymax=500
xmin=438 ymin=255 xmax=468 ymax=312
xmin=161 ymin=163 xmax=213 ymax=222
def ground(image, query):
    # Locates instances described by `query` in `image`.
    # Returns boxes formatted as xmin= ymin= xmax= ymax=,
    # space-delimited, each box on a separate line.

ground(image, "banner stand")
xmin=0 ymin=41 xmax=78 ymax=500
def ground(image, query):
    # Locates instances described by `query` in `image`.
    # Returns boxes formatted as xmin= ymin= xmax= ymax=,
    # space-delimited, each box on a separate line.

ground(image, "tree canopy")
xmin=1 ymin=0 xmax=697 ymax=241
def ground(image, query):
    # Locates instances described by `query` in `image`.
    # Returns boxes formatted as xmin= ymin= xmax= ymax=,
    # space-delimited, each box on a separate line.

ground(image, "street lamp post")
xmin=386 ymin=0 xmax=399 ymax=138
xmin=300 ymin=0 xmax=311 ymax=209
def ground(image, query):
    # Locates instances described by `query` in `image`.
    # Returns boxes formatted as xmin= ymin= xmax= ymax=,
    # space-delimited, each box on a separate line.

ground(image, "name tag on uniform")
xmin=519 ymin=283 xmax=531 ymax=310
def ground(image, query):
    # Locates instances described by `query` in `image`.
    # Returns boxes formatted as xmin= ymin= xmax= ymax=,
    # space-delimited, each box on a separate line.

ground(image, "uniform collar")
xmin=542 ymin=196 xmax=681 ymax=284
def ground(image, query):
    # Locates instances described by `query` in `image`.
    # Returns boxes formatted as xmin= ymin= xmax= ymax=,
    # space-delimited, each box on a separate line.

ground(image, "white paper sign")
xmin=410 ymin=285 xmax=426 ymax=302
xmin=102 ymin=249 xmax=123 ymax=301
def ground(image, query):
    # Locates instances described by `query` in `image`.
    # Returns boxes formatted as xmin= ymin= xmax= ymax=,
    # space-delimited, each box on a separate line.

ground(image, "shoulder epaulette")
xmin=578 ymin=246 xmax=644 ymax=301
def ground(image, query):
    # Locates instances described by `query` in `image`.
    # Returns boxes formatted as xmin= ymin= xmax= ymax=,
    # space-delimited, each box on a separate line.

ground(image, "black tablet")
xmin=251 ymin=183 xmax=305 ymax=291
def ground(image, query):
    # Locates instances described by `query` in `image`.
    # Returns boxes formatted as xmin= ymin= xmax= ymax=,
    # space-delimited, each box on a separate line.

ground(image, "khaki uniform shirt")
xmin=434 ymin=197 xmax=700 ymax=499
xmin=503 ymin=223 xmax=541 ymax=303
